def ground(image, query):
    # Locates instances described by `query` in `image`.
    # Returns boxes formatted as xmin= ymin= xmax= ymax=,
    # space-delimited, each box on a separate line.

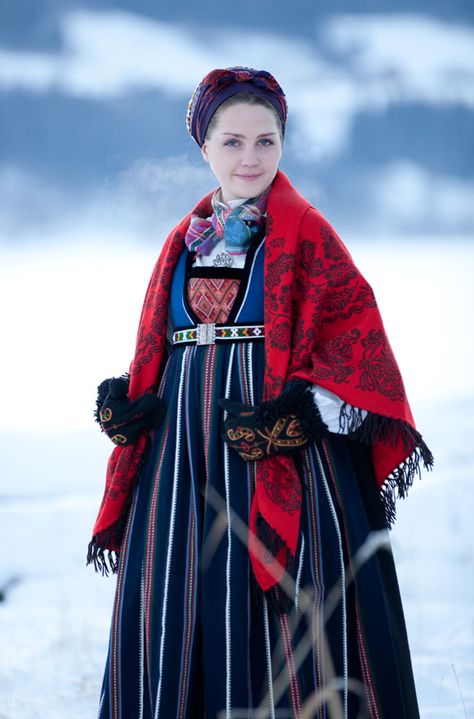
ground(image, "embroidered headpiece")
xmin=186 ymin=66 xmax=287 ymax=147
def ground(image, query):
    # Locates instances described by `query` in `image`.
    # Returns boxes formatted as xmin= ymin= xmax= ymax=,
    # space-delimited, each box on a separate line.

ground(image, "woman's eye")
xmin=223 ymin=138 xmax=274 ymax=147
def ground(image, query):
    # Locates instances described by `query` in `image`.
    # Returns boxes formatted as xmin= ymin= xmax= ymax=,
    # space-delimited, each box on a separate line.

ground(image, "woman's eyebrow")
xmin=221 ymin=132 xmax=277 ymax=138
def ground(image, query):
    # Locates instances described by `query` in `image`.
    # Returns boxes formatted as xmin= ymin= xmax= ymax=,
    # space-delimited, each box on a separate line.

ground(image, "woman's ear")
xmin=201 ymin=143 xmax=209 ymax=163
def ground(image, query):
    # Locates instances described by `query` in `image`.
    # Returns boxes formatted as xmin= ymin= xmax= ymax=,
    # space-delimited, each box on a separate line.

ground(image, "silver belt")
xmin=171 ymin=323 xmax=265 ymax=346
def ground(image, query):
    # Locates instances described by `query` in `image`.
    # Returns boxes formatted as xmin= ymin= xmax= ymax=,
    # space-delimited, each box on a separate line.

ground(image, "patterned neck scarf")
xmin=184 ymin=187 xmax=269 ymax=256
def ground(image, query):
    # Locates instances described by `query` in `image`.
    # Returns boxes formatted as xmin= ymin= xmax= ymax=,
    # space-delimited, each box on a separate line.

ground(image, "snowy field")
xmin=0 ymin=237 xmax=473 ymax=718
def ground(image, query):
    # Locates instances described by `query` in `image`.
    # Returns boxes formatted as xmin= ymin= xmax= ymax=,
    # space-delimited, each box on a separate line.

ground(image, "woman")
xmin=90 ymin=67 xmax=432 ymax=719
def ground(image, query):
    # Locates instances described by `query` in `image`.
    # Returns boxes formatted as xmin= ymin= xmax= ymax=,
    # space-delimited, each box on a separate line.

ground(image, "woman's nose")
xmin=240 ymin=149 xmax=259 ymax=166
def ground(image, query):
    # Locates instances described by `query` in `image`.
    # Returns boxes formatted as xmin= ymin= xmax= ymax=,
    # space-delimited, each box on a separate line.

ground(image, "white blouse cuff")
xmin=310 ymin=385 xmax=367 ymax=434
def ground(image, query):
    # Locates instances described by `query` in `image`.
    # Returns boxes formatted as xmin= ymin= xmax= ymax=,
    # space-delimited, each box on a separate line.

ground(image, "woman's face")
xmin=201 ymin=102 xmax=283 ymax=203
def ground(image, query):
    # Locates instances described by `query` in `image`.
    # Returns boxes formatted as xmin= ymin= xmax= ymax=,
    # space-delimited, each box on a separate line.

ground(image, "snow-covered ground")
xmin=0 ymin=237 xmax=473 ymax=717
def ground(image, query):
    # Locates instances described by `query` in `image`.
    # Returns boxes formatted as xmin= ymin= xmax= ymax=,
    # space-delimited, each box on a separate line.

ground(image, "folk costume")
xmin=92 ymin=68 xmax=432 ymax=719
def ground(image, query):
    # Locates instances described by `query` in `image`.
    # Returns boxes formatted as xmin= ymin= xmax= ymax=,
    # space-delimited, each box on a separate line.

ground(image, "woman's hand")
xmin=95 ymin=375 xmax=166 ymax=446
xmin=219 ymin=380 xmax=328 ymax=461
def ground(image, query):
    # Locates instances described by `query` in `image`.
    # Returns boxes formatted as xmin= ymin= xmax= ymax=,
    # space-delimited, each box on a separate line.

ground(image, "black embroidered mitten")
xmin=219 ymin=380 xmax=328 ymax=461
xmin=94 ymin=375 xmax=166 ymax=446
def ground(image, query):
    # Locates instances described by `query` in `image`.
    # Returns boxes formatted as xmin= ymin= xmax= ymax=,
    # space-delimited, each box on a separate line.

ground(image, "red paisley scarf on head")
xmin=88 ymin=170 xmax=432 ymax=599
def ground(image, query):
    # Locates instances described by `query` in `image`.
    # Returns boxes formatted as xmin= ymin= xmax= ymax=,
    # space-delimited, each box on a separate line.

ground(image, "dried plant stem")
xmin=205 ymin=484 xmax=392 ymax=719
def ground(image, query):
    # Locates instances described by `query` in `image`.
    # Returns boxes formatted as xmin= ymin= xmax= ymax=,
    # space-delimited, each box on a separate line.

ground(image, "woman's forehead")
xmin=212 ymin=103 xmax=281 ymax=131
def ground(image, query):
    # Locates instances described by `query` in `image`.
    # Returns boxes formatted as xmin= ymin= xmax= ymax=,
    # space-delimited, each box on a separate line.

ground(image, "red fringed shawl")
xmin=89 ymin=170 xmax=432 ymax=593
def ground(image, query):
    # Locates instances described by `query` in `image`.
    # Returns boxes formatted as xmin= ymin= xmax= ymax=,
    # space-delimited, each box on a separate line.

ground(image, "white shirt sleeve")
xmin=310 ymin=385 xmax=367 ymax=434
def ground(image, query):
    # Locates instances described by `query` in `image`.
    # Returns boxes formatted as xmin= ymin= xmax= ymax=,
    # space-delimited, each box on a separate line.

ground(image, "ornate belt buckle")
xmin=197 ymin=323 xmax=216 ymax=345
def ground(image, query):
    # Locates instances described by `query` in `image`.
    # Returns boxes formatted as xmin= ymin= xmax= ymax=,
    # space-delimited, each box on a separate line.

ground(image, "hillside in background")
xmin=0 ymin=1 xmax=473 ymax=241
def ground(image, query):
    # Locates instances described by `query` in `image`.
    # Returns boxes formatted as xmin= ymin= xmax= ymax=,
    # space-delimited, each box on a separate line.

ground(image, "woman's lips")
xmin=235 ymin=174 xmax=262 ymax=181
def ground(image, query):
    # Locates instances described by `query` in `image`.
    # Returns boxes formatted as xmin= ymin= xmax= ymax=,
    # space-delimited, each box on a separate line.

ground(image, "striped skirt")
xmin=97 ymin=340 xmax=419 ymax=719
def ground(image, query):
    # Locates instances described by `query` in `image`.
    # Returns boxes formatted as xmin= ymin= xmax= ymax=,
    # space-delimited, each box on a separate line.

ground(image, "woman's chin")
xmin=225 ymin=175 xmax=269 ymax=199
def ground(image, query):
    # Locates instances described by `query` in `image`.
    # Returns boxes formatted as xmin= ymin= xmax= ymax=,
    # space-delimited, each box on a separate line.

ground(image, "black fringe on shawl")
xmin=340 ymin=403 xmax=434 ymax=528
xmin=86 ymin=531 xmax=120 ymax=576
xmin=86 ymin=441 xmax=150 ymax=575
xmin=253 ymin=512 xmax=294 ymax=615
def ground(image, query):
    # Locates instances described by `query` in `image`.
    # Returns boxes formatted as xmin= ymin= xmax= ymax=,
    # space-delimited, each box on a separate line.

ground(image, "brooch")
xmin=213 ymin=252 xmax=234 ymax=268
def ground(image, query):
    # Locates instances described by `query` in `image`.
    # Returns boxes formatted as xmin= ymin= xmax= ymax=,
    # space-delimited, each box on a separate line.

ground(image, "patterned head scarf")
xmin=186 ymin=66 xmax=287 ymax=147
